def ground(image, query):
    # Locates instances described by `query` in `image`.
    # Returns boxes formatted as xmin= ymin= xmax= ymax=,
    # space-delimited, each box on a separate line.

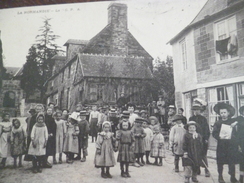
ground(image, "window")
xmin=61 ymin=71 xmax=64 ymax=83
xmin=208 ymin=85 xmax=235 ymax=126
xmin=89 ymin=84 xmax=104 ymax=101
xmin=215 ymin=16 xmax=238 ymax=62
xmin=97 ymin=84 xmax=104 ymax=101
xmin=238 ymin=83 xmax=244 ymax=110
xmin=68 ymin=65 xmax=71 ymax=78
xmin=66 ymin=88 xmax=70 ymax=109
xmin=60 ymin=90 xmax=64 ymax=109
xmin=180 ymin=39 xmax=187 ymax=70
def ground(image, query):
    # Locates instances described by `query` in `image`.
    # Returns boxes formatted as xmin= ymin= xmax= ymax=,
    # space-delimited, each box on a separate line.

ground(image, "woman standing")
xmin=0 ymin=113 xmax=12 ymax=168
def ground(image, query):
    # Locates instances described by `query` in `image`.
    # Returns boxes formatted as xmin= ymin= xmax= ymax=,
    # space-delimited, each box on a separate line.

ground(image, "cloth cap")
xmin=140 ymin=110 xmax=147 ymax=114
xmin=29 ymin=109 xmax=36 ymax=113
xmin=239 ymin=106 xmax=244 ymax=115
xmin=172 ymin=114 xmax=185 ymax=122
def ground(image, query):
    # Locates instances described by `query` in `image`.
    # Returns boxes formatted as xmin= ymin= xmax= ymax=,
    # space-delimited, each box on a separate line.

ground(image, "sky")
xmin=0 ymin=0 xmax=207 ymax=68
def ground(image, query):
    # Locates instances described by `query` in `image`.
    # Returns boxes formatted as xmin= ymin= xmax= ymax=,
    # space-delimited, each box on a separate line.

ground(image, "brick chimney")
xmin=108 ymin=3 xmax=128 ymax=55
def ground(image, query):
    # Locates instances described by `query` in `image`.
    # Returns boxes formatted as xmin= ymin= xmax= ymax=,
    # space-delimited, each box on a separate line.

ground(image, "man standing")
xmin=189 ymin=100 xmax=210 ymax=177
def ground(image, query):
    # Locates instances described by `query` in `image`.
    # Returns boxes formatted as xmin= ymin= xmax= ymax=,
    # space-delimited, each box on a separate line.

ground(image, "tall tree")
xmin=0 ymin=31 xmax=5 ymax=92
xmin=20 ymin=18 xmax=63 ymax=102
xmin=151 ymin=56 xmax=175 ymax=105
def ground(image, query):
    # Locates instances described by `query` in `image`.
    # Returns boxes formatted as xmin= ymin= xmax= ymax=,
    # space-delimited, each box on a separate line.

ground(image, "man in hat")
xmin=117 ymin=93 xmax=128 ymax=111
xmin=169 ymin=115 xmax=186 ymax=172
xmin=189 ymin=102 xmax=210 ymax=177
xmin=167 ymin=105 xmax=176 ymax=128
xmin=75 ymin=110 xmax=89 ymax=162
xmin=212 ymin=102 xmax=240 ymax=183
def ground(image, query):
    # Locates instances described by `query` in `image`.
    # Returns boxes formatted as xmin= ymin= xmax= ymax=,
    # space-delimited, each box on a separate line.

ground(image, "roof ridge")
xmin=78 ymin=53 xmax=144 ymax=59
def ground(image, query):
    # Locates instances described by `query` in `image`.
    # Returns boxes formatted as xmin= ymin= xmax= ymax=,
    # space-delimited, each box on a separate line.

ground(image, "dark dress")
xmin=189 ymin=115 xmax=210 ymax=154
xmin=24 ymin=114 xmax=37 ymax=161
xmin=235 ymin=116 xmax=244 ymax=170
xmin=45 ymin=114 xmax=57 ymax=156
xmin=132 ymin=126 xmax=146 ymax=154
xmin=116 ymin=129 xmax=135 ymax=163
xmin=182 ymin=132 xmax=203 ymax=167
xmin=212 ymin=118 xmax=241 ymax=164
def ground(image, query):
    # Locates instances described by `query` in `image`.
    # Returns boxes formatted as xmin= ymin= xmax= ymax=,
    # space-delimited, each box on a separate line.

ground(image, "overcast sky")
xmin=0 ymin=0 xmax=207 ymax=68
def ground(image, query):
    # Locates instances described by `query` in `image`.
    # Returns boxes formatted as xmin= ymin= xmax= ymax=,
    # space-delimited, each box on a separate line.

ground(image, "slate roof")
xmin=77 ymin=53 xmax=153 ymax=79
xmin=64 ymin=39 xmax=89 ymax=46
xmin=5 ymin=67 xmax=20 ymax=76
xmin=169 ymin=0 xmax=244 ymax=44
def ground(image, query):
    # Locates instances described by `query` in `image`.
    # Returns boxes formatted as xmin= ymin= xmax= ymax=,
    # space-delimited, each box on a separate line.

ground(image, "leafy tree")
xmin=20 ymin=18 xmax=63 ymax=102
xmin=0 ymin=31 xmax=5 ymax=92
xmin=151 ymin=56 xmax=175 ymax=105
xmin=20 ymin=46 xmax=41 ymax=99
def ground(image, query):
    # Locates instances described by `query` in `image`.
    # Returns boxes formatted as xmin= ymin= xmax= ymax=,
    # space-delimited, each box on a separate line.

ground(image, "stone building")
xmin=45 ymin=3 xmax=153 ymax=111
xmin=169 ymin=0 xmax=244 ymax=126
xmin=0 ymin=67 xmax=24 ymax=117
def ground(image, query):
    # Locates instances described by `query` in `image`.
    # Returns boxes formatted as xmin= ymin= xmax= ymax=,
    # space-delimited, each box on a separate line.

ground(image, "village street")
xmin=0 ymin=117 xmax=240 ymax=183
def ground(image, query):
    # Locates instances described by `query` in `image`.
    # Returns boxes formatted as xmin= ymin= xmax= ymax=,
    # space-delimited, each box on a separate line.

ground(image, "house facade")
xmin=45 ymin=3 xmax=153 ymax=111
xmin=0 ymin=67 xmax=25 ymax=117
xmin=169 ymin=0 xmax=244 ymax=126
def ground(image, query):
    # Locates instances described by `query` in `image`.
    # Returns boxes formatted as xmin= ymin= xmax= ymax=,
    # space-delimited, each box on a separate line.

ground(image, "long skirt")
xmin=117 ymin=143 xmax=134 ymax=163
xmin=90 ymin=118 xmax=98 ymax=137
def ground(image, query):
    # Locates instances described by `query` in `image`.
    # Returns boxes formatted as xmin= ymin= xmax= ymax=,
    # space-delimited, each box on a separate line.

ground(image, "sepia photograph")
xmin=0 ymin=0 xmax=244 ymax=182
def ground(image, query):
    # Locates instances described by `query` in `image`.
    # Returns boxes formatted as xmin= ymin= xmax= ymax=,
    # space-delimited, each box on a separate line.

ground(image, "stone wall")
xmin=194 ymin=8 xmax=244 ymax=84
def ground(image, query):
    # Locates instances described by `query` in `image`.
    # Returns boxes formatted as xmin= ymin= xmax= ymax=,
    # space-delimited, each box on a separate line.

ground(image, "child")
xmin=183 ymin=121 xmax=203 ymax=183
xmin=89 ymin=105 xmax=100 ymax=142
xmin=76 ymin=110 xmax=90 ymax=162
xmin=150 ymin=125 xmax=165 ymax=166
xmin=115 ymin=119 xmax=135 ymax=177
xmin=54 ymin=110 xmax=66 ymax=164
xmin=63 ymin=114 xmax=80 ymax=164
xmin=10 ymin=119 xmax=26 ymax=168
xmin=0 ymin=113 xmax=12 ymax=168
xmin=140 ymin=110 xmax=148 ymax=120
xmin=94 ymin=121 xmax=116 ymax=178
xmin=132 ymin=117 xmax=146 ymax=166
xmin=149 ymin=116 xmax=160 ymax=133
xmin=212 ymin=102 xmax=241 ymax=183
xmin=28 ymin=113 xmax=48 ymax=173
xmin=169 ymin=115 xmax=186 ymax=172
xmin=142 ymin=119 xmax=153 ymax=164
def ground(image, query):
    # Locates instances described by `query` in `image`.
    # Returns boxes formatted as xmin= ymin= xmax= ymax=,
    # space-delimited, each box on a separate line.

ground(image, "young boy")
xmin=76 ymin=111 xmax=90 ymax=162
xmin=183 ymin=121 xmax=203 ymax=183
xmin=212 ymin=102 xmax=241 ymax=183
xmin=169 ymin=115 xmax=186 ymax=172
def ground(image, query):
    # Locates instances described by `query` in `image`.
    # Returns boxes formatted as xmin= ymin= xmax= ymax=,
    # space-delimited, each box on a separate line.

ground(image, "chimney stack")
xmin=108 ymin=3 xmax=128 ymax=55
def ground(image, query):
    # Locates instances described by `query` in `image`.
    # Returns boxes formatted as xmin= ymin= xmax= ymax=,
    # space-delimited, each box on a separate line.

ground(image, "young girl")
xmin=132 ymin=117 xmax=146 ymax=166
xmin=28 ymin=113 xmax=48 ymax=173
xmin=212 ymin=102 xmax=240 ymax=183
xmin=0 ymin=113 xmax=12 ymax=168
xmin=115 ymin=119 xmax=135 ymax=177
xmin=89 ymin=105 xmax=100 ymax=142
xmin=63 ymin=114 xmax=79 ymax=164
xmin=54 ymin=111 xmax=66 ymax=164
xmin=142 ymin=119 xmax=153 ymax=164
xmin=10 ymin=119 xmax=26 ymax=168
xmin=150 ymin=125 xmax=165 ymax=166
xmin=149 ymin=116 xmax=160 ymax=133
xmin=183 ymin=121 xmax=203 ymax=183
xmin=94 ymin=121 xmax=116 ymax=178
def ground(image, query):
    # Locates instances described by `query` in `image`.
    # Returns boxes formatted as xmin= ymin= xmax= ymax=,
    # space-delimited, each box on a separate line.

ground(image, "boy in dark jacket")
xmin=76 ymin=110 xmax=90 ymax=162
